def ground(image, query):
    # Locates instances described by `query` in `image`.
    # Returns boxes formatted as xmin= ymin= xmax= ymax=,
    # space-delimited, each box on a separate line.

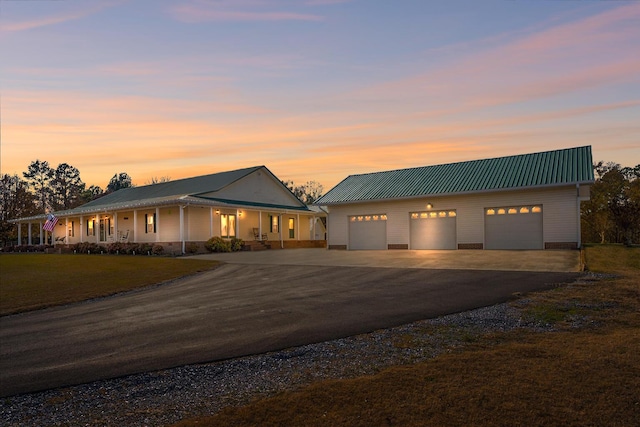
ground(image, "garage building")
xmin=315 ymin=146 xmax=594 ymax=250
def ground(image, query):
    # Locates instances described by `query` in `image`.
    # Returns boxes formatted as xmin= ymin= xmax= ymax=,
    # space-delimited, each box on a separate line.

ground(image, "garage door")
xmin=485 ymin=206 xmax=543 ymax=250
xmin=349 ymin=214 xmax=387 ymax=250
xmin=410 ymin=210 xmax=457 ymax=250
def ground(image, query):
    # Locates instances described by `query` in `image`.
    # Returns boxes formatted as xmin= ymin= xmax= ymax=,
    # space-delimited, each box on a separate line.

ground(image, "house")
xmin=314 ymin=146 xmax=594 ymax=250
xmin=12 ymin=166 xmax=326 ymax=253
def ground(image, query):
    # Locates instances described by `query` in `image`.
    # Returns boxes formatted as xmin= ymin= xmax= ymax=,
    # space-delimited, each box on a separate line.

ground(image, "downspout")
xmin=576 ymin=184 xmax=582 ymax=249
xmin=180 ymin=206 xmax=185 ymax=254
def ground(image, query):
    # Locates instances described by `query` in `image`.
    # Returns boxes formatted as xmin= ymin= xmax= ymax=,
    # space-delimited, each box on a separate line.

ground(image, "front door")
xmin=99 ymin=217 xmax=113 ymax=242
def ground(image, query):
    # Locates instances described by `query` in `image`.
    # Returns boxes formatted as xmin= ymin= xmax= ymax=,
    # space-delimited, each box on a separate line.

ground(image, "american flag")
xmin=43 ymin=214 xmax=59 ymax=232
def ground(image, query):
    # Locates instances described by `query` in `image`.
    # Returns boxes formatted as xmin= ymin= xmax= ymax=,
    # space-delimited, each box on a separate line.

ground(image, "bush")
xmin=230 ymin=238 xmax=244 ymax=252
xmin=152 ymin=244 xmax=164 ymax=255
xmin=205 ymin=237 xmax=244 ymax=253
xmin=185 ymin=242 xmax=199 ymax=254
xmin=71 ymin=242 xmax=101 ymax=254
xmin=205 ymin=236 xmax=231 ymax=253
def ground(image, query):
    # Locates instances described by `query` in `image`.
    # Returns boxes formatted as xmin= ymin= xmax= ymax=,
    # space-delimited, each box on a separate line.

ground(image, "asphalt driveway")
xmin=0 ymin=251 xmax=582 ymax=397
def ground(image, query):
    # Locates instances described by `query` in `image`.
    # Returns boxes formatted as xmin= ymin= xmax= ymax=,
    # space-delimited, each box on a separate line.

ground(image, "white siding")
xmin=326 ymin=186 xmax=580 ymax=249
xmin=203 ymin=168 xmax=303 ymax=208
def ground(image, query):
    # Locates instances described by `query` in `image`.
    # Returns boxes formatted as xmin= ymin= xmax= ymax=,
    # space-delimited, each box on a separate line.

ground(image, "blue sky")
xmin=1 ymin=0 xmax=639 ymax=189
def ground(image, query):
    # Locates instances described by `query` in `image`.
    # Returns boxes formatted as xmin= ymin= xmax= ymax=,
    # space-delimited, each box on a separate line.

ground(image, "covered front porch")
xmin=12 ymin=203 xmax=326 ymax=254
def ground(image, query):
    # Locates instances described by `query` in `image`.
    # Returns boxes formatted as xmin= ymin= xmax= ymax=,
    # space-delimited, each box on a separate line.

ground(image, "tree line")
xmin=1 ymin=159 xmax=637 ymax=247
xmin=581 ymin=162 xmax=640 ymax=246
xmin=0 ymin=160 xmax=135 ymax=245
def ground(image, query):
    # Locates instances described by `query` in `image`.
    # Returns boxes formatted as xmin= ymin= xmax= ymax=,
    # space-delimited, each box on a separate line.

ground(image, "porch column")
xmin=279 ymin=214 xmax=283 ymax=249
xmin=209 ymin=208 xmax=214 ymax=237
xmin=155 ymin=207 xmax=161 ymax=243
xmin=28 ymin=222 xmax=32 ymax=245
xmin=39 ymin=222 xmax=44 ymax=245
xmin=258 ymin=211 xmax=263 ymax=238
xmin=179 ymin=206 xmax=185 ymax=254
xmin=17 ymin=222 xmax=21 ymax=245
xmin=297 ymin=213 xmax=300 ymax=240
xmin=80 ymin=216 xmax=84 ymax=243
xmin=235 ymin=209 xmax=240 ymax=239
xmin=65 ymin=218 xmax=69 ymax=244
xmin=95 ymin=214 xmax=100 ymax=243
xmin=113 ymin=212 xmax=118 ymax=242
xmin=133 ymin=210 xmax=138 ymax=243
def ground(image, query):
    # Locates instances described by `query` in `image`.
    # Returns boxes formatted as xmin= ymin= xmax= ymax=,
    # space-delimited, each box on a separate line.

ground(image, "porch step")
xmin=244 ymin=240 xmax=271 ymax=251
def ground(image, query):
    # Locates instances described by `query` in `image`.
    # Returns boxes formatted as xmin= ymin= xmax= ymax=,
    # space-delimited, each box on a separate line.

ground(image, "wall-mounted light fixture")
xmin=238 ymin=211 xmax=243 ymax=217
xmin=426 ymin=203 xmax=433 ymax=209
xmin=215 ymin=209 xmax=220 ymax=215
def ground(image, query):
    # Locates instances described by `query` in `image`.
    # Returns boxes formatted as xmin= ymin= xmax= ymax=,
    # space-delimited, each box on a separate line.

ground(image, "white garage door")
xmin=410 ymin=210 xmax=457 ymax=250
xmin=485 ymin=206 xmax=543 ymax=250
xmin=349 ymin=214 xmax=387 ymax=250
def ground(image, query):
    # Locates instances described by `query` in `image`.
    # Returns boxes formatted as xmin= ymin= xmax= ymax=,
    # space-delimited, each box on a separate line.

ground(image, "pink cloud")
xmin=352 ymin=3 xmax=640 ymax=113
xmin=0 ymin=1 xmax=122 ymax=32
xmin=169 ymin=2 xmax=323 ymax=23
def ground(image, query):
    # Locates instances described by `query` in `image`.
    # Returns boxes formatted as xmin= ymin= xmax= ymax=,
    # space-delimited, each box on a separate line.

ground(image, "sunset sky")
xmin=1 ymin=0 xmax=639 ymax=190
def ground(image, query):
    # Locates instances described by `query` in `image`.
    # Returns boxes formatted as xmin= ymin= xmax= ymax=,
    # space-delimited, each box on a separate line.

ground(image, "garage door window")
xmin=350 ymin=214 xmax=387 ymax=222
xmin=486 ymin=205 xmax=541 ymax=216
xmin=411 ymin=210 xmax=457 ymax=219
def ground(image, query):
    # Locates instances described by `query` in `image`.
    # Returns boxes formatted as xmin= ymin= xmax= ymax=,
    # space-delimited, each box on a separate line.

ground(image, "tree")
xmin=23 ymin=160 xmax=54 ymax=212
xmin=0 ymin=174 xmax=37 ymax=245
xmin=145 ymin=176 xmax=171 ymax=185
xmin=79 ymin=185 xmax=104 ymax=204
xmin=582 ymin=162 xmax=640 ymax=245
xmin=106 ymin=172 xmax=133 ymax=193
xmin=51 ymin=163 xmax=85 ymax=210
xmin=283 ymin=180 xmax=324 ymax=204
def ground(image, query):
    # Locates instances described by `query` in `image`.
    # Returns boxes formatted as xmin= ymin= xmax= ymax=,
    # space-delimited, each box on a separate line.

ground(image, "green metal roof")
xmin=316 ymin=146 xmax=594 ymax=205
xmin=11 ymin=166 xmax=310 ymax=222
xmin=81 ymin=166 xmax=262 ymax=208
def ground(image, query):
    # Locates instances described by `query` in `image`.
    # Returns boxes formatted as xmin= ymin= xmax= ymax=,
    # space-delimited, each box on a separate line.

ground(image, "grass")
xmin=0 ymin=254 xmax=219 ymax=316
xmin=173 ymin=245 xmax=640 ymax=427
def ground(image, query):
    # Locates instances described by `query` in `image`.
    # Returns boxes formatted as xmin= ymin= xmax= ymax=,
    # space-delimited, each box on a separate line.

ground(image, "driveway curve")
xmin=1 ymin=260 xmax=581 ymax=397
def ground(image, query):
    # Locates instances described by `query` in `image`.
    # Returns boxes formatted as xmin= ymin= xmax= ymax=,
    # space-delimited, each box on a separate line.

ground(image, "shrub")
xmin=152 ymin=244 xmax=165 ymax=255
xmin=107 ymin=242 xmax=126 ymax=254
xmin=230 ymin=238 xmax=244 ymax=252
xmin=205 ymin=236 xmax=231 ymax=253
xmin=71 ymin=242 xmax=101 ymax=254
xmin=185 ymin=242 xmax=199 ymax=254
xmin=138 ymin=243 xmax=153 ymax=255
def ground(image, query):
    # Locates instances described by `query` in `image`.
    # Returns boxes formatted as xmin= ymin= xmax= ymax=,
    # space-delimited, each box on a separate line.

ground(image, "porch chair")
xmin=252 ymin=228 xmax=268 ymax=241
xmin=119 ymin=230 xmax=130 ymax=243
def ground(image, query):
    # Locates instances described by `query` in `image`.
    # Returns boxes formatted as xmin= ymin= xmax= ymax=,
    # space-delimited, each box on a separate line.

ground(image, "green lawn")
xmin=0 ymin=254 xmax=219 ymax=316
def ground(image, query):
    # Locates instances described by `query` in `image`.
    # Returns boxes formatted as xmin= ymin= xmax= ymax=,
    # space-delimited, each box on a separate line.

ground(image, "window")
xmin=68 ymin=221 xmax=75 ymax=237
xmin=145 ymin=213 xmax=156 ymax=233
xmin=221 ymin=214 xmax=236 ymax=238
xmin=487 ymin=205 xmax=543 ymax=216
xmin=411 ymin=210 xmax=457 ymax=219
xmin=87 ymin=219 xmax=95 ymax=236
xmin=349 ymin=214 xmax=387 ymax=222
xmin=288 ymin=218 xmax=295 ymax=238
xmin=269 ymin=215 xmax=280 ymax=233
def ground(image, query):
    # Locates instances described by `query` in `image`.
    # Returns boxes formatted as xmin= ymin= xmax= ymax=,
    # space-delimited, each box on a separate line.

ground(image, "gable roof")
xmin=315 ymin=146 xmax=594 ymax=205
xmin=82 ymin=166 xmax=263 ymax=208
xmin=12 ymin=166 xmax=310 ymax=222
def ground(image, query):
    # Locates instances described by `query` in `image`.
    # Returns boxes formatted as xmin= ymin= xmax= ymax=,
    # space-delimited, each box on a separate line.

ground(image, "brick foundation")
xmin=388 ymin=244 xmax=409 ymax=250
xmin=458 ymin=243 xmax=484 ymax=250
xmin=328 ymin=244 xmax=347 ymax=250
xmin=545 ymin=242 xmax=578 ymax=250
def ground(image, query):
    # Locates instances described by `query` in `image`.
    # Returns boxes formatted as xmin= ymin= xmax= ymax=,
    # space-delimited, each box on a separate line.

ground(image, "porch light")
xmin=426 ymin=203 xmax=433 ymax=209
xmin=238 ymin=211 xmax=243 ymax=217
xmin=215 ymin=209 xmax=220 ymax=215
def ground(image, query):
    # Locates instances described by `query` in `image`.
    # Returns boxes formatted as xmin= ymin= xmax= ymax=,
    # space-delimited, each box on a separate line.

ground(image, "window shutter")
xmin=153 ymin=213 xmax=157 ymax=233
xmin=145 ymin=214 xmax=148 ymax=234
